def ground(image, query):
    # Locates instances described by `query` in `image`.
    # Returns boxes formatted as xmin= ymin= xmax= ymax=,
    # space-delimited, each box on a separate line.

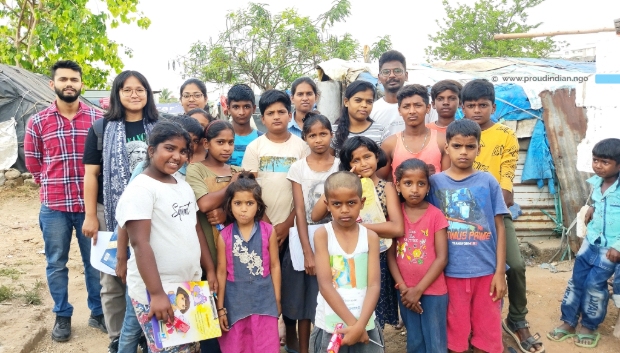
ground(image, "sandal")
xmin=546 ymin=327 xmax=576 ymax=342
xmin=502 ymin=318 xmax=545 ymax=353
xmin=574 ymin=332 xmax=600 ymax=348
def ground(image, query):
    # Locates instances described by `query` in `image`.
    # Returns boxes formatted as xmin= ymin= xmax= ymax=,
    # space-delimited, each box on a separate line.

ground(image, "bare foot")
xmin=548 ymin=322 xmax=575 ymax=341
xmin=614 ymin=309 xmax=620 ymax=339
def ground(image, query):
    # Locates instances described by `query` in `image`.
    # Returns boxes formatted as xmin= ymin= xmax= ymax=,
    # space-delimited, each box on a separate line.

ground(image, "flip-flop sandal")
xmin=284 ymin=346 xmax=300 ymax=353
xmin=502 ymin=318 xmax=546 ymax=353
xmin=574 ymin=332 xmax=601 ymax=348
xmin=546 ymin=327 xmax=576 ymax=342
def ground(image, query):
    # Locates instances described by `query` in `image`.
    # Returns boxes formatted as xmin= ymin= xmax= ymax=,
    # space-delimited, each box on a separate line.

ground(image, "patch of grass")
xmin=0 ymin=284 xmax=15 ymax=302
xmin=0 ymin=267 xmax=21 ymax=280
xmin=19 ymin=280 xmax=44 ymax=305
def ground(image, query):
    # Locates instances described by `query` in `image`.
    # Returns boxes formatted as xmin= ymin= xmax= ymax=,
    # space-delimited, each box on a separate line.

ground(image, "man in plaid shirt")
xmin=24 ymin=60 xmax=106 ymax=342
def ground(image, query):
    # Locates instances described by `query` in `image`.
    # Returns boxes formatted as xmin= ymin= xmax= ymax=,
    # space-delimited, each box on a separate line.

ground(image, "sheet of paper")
xmin=90 ymin=231 xmax=117 ymax=276
xmin=289 ymin=224 xmax=323 ymax=271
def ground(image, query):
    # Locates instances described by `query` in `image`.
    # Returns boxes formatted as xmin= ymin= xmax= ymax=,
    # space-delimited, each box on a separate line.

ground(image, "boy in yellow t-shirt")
xmin=462 ymin=79 xmax=544 ymax=353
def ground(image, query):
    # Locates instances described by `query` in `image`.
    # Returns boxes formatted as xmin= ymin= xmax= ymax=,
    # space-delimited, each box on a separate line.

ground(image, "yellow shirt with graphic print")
xmin=474 ymin=123 xmax=519 ymax=191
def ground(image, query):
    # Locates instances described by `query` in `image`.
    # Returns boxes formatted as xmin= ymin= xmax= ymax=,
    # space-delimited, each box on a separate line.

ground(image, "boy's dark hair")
xmin=431 ymin=80 xmax=462 ymax=102
xmin=144 ymin=121 xmax=191 ymax=167
xmin=227 ymin=84 xmax=256 ymax=106
xmin=301 ymin=112 xmax=332 ymax=140
xmin=333 ymin=80 xmax=376 ymax=150
xmin=223 ymin=172 xmax=267 ymax=224
xmin=170 ymin=114 xmax=204 ymax=139
xmin=324 ymin=171 xmax=363 ymax=199
xmin=105 ymin=70 xmax=159 ymax=124
xmin=592 ymin=138 xmax=620 ymax=165
xmin=259 ymin=89 xmax=291 ymax=115
xmin=176 ymin=287 xmax=191 ymax=314
xmin=180 ymin=78 xmax=207 ymax=97
xmin=187 ymin=108 xmax=215 ymax=123
xmin=397 ymin=84 xmax=429 ymax=106
xmin=338 ymin=136 xmax=387 ymax=172
xmin=445 ymin=119 xmax=481 ymax=142
xmin=379 ymin=50 xmax=406 ymax=70
xmin=394 ymin=158 xmax=430 ymax=203
xmin=204 ymin=120 xmax=235 ymax=141
xmin=461 ymin=79 xmax=495 ymax=103
xmin=51 ymin=60 xmax=82 ymax=79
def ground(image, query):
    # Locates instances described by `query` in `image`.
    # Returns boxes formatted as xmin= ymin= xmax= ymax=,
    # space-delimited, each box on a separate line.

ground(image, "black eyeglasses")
xmin=379 ymin=68 xmax=405 ymax=77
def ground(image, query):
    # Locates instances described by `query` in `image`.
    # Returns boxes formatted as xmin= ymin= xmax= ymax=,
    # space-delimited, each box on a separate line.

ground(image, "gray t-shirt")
xmin=116 ymin=174 xmax=202 ymax=303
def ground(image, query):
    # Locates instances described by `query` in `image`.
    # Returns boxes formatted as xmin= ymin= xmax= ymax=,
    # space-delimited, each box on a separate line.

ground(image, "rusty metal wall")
xmin=513 ymin=151 xmax=557 ymax=237
xmin=540 ymin=89 xmax=590 ymax=252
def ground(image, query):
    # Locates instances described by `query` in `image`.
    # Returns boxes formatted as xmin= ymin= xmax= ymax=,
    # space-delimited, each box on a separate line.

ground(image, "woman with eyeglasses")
xmin=82 ymin=70 xmax=159 ymax=353
xmin=180 ymin=78 xmax=208 ymax=114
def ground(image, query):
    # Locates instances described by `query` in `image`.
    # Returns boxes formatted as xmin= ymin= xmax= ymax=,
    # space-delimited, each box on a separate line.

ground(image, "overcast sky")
xmin=104 ymin=0 xmax=619 ymax=96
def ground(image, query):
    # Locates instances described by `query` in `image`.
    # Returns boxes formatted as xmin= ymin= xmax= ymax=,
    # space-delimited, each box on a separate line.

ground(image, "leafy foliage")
xmin=158 ymin=88 xmax=177 ymax=103
xmin=0 ymin=0 xmax=150 ymax=88
xmin=178 ymin=1 xmax=391 ymax=90
xmin=426 ymin=0 xmax=558 ymax=61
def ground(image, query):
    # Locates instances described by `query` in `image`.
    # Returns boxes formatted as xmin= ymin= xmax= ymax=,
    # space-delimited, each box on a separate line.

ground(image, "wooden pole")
xmin=616 ymin=18 xmax=620 ymax=35
xmin=494 ymin=27 xmax=616 ymax=40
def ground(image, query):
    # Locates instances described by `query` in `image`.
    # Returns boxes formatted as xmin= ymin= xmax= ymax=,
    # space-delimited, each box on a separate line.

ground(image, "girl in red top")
xmin=387 ymin=158 xmax=449 ymax=353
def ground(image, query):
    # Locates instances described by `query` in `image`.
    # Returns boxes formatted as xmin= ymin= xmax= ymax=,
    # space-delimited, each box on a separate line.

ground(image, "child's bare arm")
xmin=126 ymin=219 xmax=173 ymax=322
xmin=268 ymin=228 xmax=282 ymax=315
xmin=311 ymin=194 xmax=329 ymax=223
xmin=195 ymin=215 xmax=218 ymax=293
xmin=491 ymin=214 xmax=507 ymax=301
xmin=314 ymin=227 xmax=357 ymax=325
xmin=275 ymin=209 xmax=295 ymax=247
xmin=216 ymin=235 xmax=229 ymax=331
xmin=116 ymin=226 xmax=129 ymax=283
xmin=292 ymin=182 xmax=315 ymax=275
xmin=362 ymin=183 xmax=404 ymax=238
xmin=376 ymin=135 xmax=396 ymax=181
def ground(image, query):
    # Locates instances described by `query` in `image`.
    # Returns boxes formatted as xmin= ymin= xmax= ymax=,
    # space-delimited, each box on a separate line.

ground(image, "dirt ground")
xmin=1 ymin=185 xmax=619 ymax=353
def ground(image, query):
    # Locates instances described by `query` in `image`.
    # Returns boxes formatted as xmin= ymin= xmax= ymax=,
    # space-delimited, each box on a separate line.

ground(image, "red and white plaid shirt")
xmin=24 ymin=101 xmax=103 ymax=212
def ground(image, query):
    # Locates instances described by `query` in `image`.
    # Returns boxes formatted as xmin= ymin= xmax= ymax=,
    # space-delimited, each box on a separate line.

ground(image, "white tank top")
xmin=314 ymin=222 xmax=376 ymax=333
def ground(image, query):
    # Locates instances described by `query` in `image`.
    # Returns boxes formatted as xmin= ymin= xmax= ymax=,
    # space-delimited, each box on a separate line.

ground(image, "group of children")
xmin=109 ymin=65 xmax=620 ymax=353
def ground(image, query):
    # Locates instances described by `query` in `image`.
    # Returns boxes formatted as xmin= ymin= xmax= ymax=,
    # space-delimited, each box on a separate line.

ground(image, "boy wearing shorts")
xmin=428 ymin=119 xmax=508 ymax=353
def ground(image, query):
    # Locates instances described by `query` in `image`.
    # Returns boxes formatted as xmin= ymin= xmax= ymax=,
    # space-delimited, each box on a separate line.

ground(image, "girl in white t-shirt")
xmin=115 ymin=121 xmax=217 ymax=353
xmin=284 ymin=113 xmax=340 ymax=353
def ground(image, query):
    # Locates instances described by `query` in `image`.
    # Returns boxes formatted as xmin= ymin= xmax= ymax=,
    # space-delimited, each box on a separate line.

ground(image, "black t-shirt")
xmin=83 ymin=120 xmax=148 ymax=204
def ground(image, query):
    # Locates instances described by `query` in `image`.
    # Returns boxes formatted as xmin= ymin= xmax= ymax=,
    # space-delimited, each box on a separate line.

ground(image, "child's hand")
xmin=304 ymin=252 xmax=316 ymax=276
xmin=274 ymin=223 xmax=289 ymax=247
xmin=206 ymin=269 xmax=218 ymax=294
xmin=218 ymin=313 xmax=229 ymax=332
xmin=427 ymin=164 xmax=436 ymax=176
xmin=350 ymin=166 xmax=361 ymax=178
xmin=402 ymin=287 xmax=424 ymax=313
xmin=115 ymin=255 xmax=128 ymax=284
xmin=206 ymin=208 xmax=226 ymax=225
xmin=148 ymin=292 xmax=174 ymax=324
xmin=585 ymin=206 xmax=594 ymax=225
xmin=231 ymin=172 xmax=241 ymax=183
xmin=490 ymin=272 xmax=507 ymax=302
xmin=606 ymin=248 xmax=620 ymax=263
xmin=338 ymin=323 xmax=368 ymax=346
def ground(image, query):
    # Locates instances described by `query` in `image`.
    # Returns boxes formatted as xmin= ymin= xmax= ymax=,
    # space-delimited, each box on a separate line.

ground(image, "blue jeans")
xmin=614 ymin=264 xmax=620 ymax=308
xmin=39 ymin=204 xmax=102 ymax=317
xmin=119 ymin=290 xmax=142 ymax=352
xmin=398 ymin=292 xmax=448 ymax=353
xmin=560 ymin=240 xmax=618 ymax=330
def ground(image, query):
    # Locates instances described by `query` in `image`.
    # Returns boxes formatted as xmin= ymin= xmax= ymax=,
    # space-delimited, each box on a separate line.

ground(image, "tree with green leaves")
xmin=158 ymin=88 xmax=177 ymax=103
xmin=178 ymin=1 xmax=391 ymax=90
xmin=0 ymin=0 xmax=150 ymax=88
xmin=426 ymin=0 xmax=558 ymax=61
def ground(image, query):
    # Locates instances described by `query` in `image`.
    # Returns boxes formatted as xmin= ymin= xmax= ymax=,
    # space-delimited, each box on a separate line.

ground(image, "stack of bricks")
xmin=0 ymin=168 xmax=37 ymax=188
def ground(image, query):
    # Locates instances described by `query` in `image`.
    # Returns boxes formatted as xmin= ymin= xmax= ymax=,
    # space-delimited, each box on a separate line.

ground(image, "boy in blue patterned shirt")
xmin=548 ymin=138 xmax=620 ymax=348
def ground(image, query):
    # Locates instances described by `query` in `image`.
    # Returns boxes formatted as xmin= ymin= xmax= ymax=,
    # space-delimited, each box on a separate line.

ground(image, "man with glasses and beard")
xmin=24 ymin=60 xmax=106 ymax=343
xmin=370 ymin=50 xmax=411 ymax=137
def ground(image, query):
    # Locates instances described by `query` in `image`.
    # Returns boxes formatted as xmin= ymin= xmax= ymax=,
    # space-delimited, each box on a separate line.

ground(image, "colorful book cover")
xmin=148 ymin=281 xmax=221 ymax=348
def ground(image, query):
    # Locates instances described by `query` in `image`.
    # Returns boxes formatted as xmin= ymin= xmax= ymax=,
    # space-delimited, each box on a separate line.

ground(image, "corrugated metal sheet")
xmin=513 ymin=151 xmax=557 ymax=237
xmin=540 ymin=89 xmax=590 ymax=252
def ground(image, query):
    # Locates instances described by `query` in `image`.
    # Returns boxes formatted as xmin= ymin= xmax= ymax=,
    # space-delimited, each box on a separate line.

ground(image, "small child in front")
xmin=548 ymin=138 xmax=620 ymax=349
xmin=427 ymin=119 xmax=508 ymax=353
xmin=310 ymin=171 xmax=384 ymax=353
